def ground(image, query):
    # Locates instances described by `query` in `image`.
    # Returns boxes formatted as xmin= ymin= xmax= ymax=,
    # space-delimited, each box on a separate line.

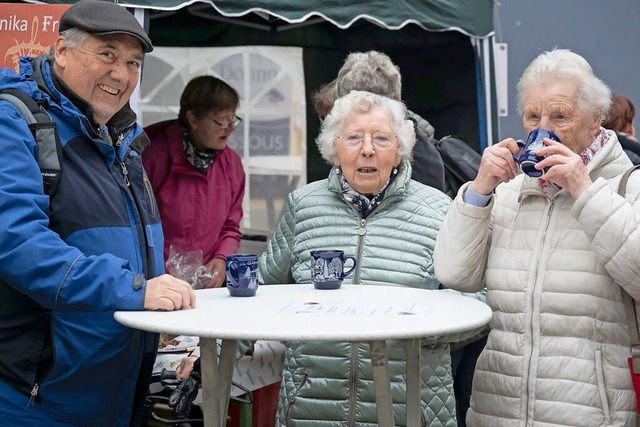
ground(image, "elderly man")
xmin=0 ymin=1 xmax=195 ymax=426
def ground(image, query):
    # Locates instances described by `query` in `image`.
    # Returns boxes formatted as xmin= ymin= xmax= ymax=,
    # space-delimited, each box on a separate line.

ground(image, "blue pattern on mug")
xmin=513 ymin=129 xmax=561 ymax=177
xmin=310 ymin=250 xmax=357 ymax=290
xmin=226 ymin=254 xmax=259 ymax=297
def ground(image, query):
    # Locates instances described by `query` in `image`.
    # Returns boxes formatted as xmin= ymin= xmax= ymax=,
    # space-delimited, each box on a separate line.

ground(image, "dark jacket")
xmin=0 ymin=55 xmax=163 ymax=426
xmin=618 ymin=132 xmax=640 ymax=165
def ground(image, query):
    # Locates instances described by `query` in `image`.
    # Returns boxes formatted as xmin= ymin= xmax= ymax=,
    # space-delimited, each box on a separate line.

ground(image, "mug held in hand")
xmin=310 ymin=250 xmax=357 ymax=290
xmin=513 ymin=129 xmax=560 ymax=178
xmin=226 ymin=254 xmax=259 ymax=297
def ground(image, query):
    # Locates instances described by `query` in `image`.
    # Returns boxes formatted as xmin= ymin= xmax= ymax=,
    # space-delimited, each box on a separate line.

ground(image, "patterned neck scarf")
xmin=182 ymin=124 xmax=218 ymax=173
xmin=540 ymin=127 xmax=609 ymax=197
xmin=338 ymin=167 xmax=399 ymax=218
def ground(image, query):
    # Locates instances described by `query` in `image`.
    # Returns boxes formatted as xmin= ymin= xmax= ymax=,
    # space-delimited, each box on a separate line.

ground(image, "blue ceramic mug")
xmin=226 ymin=254 xmax=259 ymax=297
xmin=513 ymin=129 xmax=561 ymax=177
xmin=310 ymin=250 xmax=357 ymax=290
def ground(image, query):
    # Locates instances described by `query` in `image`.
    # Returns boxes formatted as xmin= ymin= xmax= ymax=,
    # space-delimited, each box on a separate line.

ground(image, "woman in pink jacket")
xmin=143 ymin=76 xmax=245 ymax=288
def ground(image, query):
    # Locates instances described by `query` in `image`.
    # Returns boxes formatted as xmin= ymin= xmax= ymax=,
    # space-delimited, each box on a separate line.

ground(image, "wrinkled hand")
xmin=144 ymin=274 xmax=196 ymax=311
xmin=175 ymin=355 xmax=198 ymax=380
xmin=202 ymin=258 xmax=226 ymax=289
xmin=470 ymin=138 xmax=521 ymax=195
xmin=535 ymin=138 xmax=592 ymax=198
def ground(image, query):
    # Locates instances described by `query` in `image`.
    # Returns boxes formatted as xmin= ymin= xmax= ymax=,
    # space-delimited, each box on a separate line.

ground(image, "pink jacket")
xmin=143 ymin=120 xmax=245 ymax=264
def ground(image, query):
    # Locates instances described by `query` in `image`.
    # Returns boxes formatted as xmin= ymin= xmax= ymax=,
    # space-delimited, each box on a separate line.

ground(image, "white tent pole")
xmin=482 ymin=37 xmax=493 ymax=147
xmin=130 ymin=7 xmax=145 ymax=116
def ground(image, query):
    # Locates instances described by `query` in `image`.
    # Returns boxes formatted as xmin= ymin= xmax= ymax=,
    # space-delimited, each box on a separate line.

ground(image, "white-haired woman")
xmin=259 ymin=90 xmax=485 ymax=426
xmin=435 ymin=48 xmax=640 ymax=425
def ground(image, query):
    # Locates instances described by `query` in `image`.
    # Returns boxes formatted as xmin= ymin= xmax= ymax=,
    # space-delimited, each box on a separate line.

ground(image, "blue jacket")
xmin=0 ymin=55 xmax=164 ymax=426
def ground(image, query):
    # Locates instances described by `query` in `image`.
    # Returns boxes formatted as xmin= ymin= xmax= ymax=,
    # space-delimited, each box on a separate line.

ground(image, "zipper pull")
xmin=358 ymin=218 xmax=367 ymax=236
xmin=121 ymin=162 xmax=130 ymax=187
xmin=115 ymin=132 xmax=125 ymax=147
xmin=28 ymin=383 xmax=39 ymax=406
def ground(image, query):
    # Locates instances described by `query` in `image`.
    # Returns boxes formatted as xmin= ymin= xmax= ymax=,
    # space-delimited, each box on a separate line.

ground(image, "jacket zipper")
xmin=115 ymin=133 xmax=131 ymax=187
xmin=285 ymin=367 xmax=309 ymax=421
xmin=27 ymin=321 xmax=56 ymax=407
xmin=348 ymin=343 xmax=358 ymax=426
xmin=143 ymin=175 xmax=156 ymax=216
xmin=524 ymin=198 xmax=555 ymax=421
xmin=353 ymin=218 xmax=367 ymax=284
xmin=351 ymin=195 xmax=398 ymax=284
xmin=115 ymin=130 xmax=155 ymax=279
xmin=28 ymin=383 xmax=39 ymax=406
xmin=347 ymin=196 xmax=399 ymax=424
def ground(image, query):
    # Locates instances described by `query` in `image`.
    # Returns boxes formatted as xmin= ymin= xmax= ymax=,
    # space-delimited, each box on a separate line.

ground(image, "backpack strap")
xmin=0 ymin=89 xmax=62 ymax=197
xmin=617 ymin=164 xmax=640 ymax=373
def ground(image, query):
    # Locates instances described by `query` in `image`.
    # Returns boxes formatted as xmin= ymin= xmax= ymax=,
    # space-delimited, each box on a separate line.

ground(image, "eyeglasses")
xmin=339 ymin=134 xmax=395 ymax=150
xmin=206 ymin=115 xmax=243 ymax=129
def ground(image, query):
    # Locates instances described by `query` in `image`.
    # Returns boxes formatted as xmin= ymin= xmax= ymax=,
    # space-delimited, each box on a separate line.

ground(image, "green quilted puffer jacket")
xmin=259 ymin=161 xmax=484 ymax=426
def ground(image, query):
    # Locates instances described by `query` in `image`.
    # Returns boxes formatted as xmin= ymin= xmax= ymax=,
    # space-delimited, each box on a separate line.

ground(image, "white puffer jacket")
xmin=434 ymin=131 xmax=640 ymax=426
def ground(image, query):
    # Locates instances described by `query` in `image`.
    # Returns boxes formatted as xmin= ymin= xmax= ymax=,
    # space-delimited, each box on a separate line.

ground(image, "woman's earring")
xmin=393 ymin=167 xmax=398 ymax=175
xmin=335 ymin=167 xmax=341 ymax=175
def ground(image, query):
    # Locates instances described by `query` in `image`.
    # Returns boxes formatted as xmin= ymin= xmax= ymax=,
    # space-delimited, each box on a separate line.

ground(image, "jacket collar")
xmin=327 ymin=159 xmax=412 ymax=198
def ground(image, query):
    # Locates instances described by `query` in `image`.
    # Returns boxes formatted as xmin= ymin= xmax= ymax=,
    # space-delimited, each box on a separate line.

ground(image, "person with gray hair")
xmin=259 ymin=90 xmax=483 ymax=426
xmin=0 ymin=1 xmax=195 ymax=426
xmin=336 ymin=49 xmax=486 ymax=426
xmin=434 ymin=48 xmax=639 ymax=425
xmin=334 ymin=50 xmax=448 ymax=193
xmin=335 ymin=50 xmax=403 ymax=101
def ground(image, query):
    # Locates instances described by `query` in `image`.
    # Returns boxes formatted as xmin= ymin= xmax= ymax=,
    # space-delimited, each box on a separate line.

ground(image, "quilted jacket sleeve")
xmin=259 ymin=191 xmax=296 ymax=284
xmin=572 ymin=175 xmax=640 ymax=300
xmin=434 ymin=182 xmax=493 ymax=293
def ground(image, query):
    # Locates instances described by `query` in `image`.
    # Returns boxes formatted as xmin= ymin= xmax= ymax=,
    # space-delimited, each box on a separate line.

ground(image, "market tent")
xmin=28 ymin=0 xmax=497 ymax=183
xmin=123 ymin=0 xmax=492 ymax=38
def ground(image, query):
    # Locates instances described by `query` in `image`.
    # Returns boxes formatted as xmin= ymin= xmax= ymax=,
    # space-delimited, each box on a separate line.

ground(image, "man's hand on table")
xmin=145 ymin=274 xmax=196 ymax=311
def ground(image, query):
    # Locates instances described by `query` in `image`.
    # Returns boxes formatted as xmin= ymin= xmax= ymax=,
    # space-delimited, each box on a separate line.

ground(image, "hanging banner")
xmin=0 ymin=3 xmax=70 ymax=72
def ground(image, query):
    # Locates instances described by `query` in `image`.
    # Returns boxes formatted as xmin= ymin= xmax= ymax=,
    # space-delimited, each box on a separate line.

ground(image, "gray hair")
xmin=516 ymin=48 xmax=611 ymax=122
xmin=335 ymin=51 xmax=402 ymax=101
xmin=315 ymin=90 xmax=415 ymax=164
xmin=59 ymin=27 xmax=91 ymax=48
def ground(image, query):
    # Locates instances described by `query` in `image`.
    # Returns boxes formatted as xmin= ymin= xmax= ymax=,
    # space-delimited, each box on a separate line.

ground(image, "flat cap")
xmin=60 ymin=0 xmax=153 ymax=53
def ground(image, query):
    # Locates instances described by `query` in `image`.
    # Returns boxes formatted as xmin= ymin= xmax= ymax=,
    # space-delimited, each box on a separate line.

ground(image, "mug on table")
xmin=310 ymin=249 xmax=357 ymax=290
xmin=226 ymin=254 xmax=259 ymax=297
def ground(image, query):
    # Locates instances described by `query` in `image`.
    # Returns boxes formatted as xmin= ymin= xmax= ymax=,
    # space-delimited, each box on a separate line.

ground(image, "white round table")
xmin=115 ymin=284 xmax=491 ymax=427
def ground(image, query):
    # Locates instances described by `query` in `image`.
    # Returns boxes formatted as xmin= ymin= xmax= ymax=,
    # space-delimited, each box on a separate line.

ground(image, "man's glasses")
xmin=206 ymin=115 xmax=243 ymax=129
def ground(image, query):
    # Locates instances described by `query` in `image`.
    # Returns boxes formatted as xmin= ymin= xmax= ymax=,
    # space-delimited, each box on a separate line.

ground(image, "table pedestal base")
xmin=200 ymin=337 xmax=422 ymax=427
xmin=201 ymin=338 xmax=237 ymax=427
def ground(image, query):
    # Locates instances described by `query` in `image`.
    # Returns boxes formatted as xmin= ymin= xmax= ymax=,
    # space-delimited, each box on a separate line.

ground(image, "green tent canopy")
xmin=30 ymin=0 xmax=494 ymax=39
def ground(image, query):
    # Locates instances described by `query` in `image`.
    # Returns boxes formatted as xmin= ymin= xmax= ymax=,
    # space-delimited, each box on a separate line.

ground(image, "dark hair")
xmin=603 ymin=94 xmax=635 ymax=134
xmin=178 ymin=75 xmax=239 ymax=125
xmin=312 ymin=78 xmax=338 ymax=119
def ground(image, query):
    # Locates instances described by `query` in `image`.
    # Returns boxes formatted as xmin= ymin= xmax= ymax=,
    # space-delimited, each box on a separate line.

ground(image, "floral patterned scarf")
xmin=338 ymin=167 xmax=399 ymax=218
xmin=540 ymin=127 xmax=609 ymax=197
xmin=182 ymin=124 xmax=218 ymax=173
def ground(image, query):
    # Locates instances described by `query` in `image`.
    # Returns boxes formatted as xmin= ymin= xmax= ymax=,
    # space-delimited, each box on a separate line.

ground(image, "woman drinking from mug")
xmin=434 ymin=48 xmax=640 ymax=425
xmin=259 ymin=90 xmax=487 ymax=426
